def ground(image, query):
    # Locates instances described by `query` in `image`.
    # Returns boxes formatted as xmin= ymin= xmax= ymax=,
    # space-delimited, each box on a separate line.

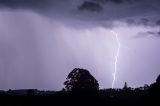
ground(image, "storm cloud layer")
xmin=0 ymin=0 xmax=160 ymax=21
xmin=0 ymin=0 xmax=160 ymax=90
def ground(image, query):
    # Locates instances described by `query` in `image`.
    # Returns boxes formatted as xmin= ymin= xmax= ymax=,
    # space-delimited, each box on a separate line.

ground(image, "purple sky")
xmin=0 ymin=0 xmax=160 ymax=90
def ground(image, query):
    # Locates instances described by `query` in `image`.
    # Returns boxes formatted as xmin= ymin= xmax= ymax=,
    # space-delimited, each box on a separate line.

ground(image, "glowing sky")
xmin=0 ymin=0 xmax=160 ymax=90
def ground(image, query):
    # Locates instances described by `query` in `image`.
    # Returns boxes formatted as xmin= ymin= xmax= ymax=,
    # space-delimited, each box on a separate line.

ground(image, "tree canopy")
xmin=64 ymin=68 xmax=99 ymax=92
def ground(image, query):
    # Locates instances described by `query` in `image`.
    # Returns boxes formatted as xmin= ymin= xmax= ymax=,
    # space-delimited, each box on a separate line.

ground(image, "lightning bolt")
xmin=110 ymin=30 xmax=120 ymax=89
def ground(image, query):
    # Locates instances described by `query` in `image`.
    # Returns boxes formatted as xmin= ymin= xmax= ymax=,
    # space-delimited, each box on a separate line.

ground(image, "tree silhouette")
xmin=123 ymin=82 xmax=128 ymax=90
xmin=156 ymin=74 xmax=160 ymax=83
xmin=149 ymin=74 xmax=160 ymax=97
xmin=64 ymin=68 xmax=99 ymax=92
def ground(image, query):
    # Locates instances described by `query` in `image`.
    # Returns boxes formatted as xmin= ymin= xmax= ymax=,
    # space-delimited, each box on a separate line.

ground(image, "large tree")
xmin=64 ymin=68 xmax=99 ymax=92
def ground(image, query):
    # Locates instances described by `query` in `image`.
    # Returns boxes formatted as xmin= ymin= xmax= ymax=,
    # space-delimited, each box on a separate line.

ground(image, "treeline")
xmin=0 ymin=68 xmax=159 ymax=106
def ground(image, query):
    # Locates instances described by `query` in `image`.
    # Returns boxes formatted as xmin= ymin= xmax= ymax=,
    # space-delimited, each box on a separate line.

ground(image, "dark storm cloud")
xmin=93 ymin=0 xmax=130 ymax=4
xmin=0 ymin=0 xmax=81 ymax=18
xmin=0 ymin=0 xmax=129 ymax=11
xmin=156 ymin=20 xmax=160 ymax=26
xmin=137 ymin=18 xmax=150 ymax=26
xmin=81 ymin=0 xmax=160 ymax=27
xmin=0 ymin=0 xmax=160 ymax=25
xmin=78 ymin=1 xmax=103 ymax=12
xmin=134 ymin=31 xmax=160 ymax=38
xmin=149 ymin=31 xmax=160 ymax=37
xmin=125 ymin=18 xmax=150 ymax=26
xmin=0 ymin=0 xmax=52 ymax=9
xmin=155 ymin=32 xmax=160 ymax=37
xmin=78 ymin=0 xmax=138 ymax=12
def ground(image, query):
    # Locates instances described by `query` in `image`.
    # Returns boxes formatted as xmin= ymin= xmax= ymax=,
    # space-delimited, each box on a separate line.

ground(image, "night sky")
xmin=0 ymin=0 xmax=160 ymax=90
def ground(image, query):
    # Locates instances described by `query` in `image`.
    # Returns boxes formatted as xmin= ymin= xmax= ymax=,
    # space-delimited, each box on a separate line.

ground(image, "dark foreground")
xmin=0 ymin=89 xmax=159 ymax=106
